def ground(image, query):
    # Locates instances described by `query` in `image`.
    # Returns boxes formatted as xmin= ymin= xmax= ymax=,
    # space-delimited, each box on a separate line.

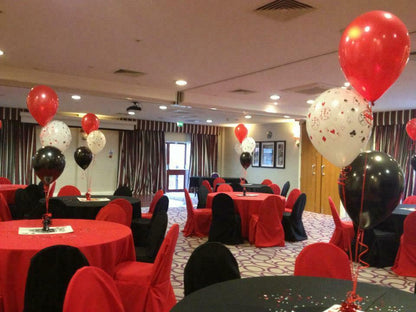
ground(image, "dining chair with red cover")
xmin=0 ymin=177 xmax=11 ymax=184
xmin=57 ymin=185 xmax=82 ymax=196
xmin=216 ymin=184 xmax=233 ymax=192
xmin=0 ymin=193 xmax=12 ymax=221
xmin=261 ymin=179 xmax=273 ymax=185
xmin=269 ymin=183 xmax=281 ymax=195
xmin=294 ymin=242 xmax=352 ymax=280
xmin=63 ymin=266 xmax=125 ymax=312
xmin=183 ymin=188 xmax=212 ymax=237
xmin=96 ymin=203 xmax=130 ymax=226
xmin=328 ymin=196 xmax=355 ymax=252
xmin=392 ymin=211 xmax=416 ymax=277
xmin=110 ymin=198 xmax=133 ymax=226
xmin=213 ymin=177 xmax=225 ymax=191
xmin=201 ymin=180 xmax=213 ymax=193
xmin=142 ymin=189 xmax=164 ymax=219
xmin=114 ymin=224 xmax=179 ymax=312
xmin=403 ymin=196 xmax=416 ymax=204
xmin=284 ymin=188 xmax=301 ymax=212
xmin=249 ymin=195 xmax=285 ymax=247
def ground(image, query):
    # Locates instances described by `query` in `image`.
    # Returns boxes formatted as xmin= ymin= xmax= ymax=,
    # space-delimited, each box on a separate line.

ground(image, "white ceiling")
xmin=0 ymin=0 xmax=415 ymax=126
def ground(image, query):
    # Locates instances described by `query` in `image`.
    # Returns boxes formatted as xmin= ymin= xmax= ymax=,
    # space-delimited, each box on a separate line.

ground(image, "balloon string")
xmin=371 ymin=101 xmax=375 ymax=106
xmin=87 ymin=155 xmax=96 ymax=196
xmin=43 ymin=184 xmax=50 ymax=215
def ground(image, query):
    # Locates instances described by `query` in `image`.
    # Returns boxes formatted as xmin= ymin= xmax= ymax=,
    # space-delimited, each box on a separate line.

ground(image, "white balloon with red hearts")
xmin=306 ymin=87 xmax=373 ymax=167
xmin=40 ymin=120 xmax=72 ymax=152
xmin=87 ymin=130 xmax=106 ymax=154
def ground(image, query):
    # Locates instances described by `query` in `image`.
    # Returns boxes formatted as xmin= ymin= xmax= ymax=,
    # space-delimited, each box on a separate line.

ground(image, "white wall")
xmin=219 ymin=122 xmax=300 ymax=189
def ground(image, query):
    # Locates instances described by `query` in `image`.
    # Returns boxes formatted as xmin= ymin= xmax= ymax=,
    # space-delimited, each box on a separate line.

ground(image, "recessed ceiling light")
xmin=307 ymin=99 xmax=314 ymax=104
xmin=71 ymin=95 xmax=81 ymax=100
xmin=344 ymin=81 xmax=351 ymax=87
xmin=210 ymin=107 xmax=217 ymax=110
xmin=0 ymin=50 xmax=4 ymax=56
xmin=159 ymin=105 xmax=167 ymax=110
xmin=273 ymin=102 xmax=278 ymax=106
xmin=270 ymin=94 xmax=280 ymax=100
xmin=283 ymin=115 xmax=290 ymax=118
xmin=175 ymin=80 xmax=187 ymax=86
xmin=206 ymin=119 xmax=213 ymax=123
xmin=245 ymin=115 xmax=252 ymax=119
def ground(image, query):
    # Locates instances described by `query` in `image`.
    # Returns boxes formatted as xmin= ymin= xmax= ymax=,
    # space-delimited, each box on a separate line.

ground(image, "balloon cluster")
xmin=234 ymin=124 xmax=256 ymax=170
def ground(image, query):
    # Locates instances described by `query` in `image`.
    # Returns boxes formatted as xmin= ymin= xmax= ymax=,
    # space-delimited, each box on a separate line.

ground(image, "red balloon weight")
xmin=234 ymin=123 xmax=248 ymax=143
xmin=81 ymin=113 xmax=100 ymax=134
xmin=26 ymin=85 xmax=59 ymax=126
xmin=339 ymin=11 xmax=410 ymax=102
xmin=406 ymin=119 xmax=416 ymax=141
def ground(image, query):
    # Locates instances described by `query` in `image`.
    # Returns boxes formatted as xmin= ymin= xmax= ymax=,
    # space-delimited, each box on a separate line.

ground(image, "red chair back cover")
xmin=392 ymin=211 xmax=416 ymax=276
xmin=58 ymin=185 xmax=82 ymax=196
xmin=217 ymin=184 xmax=233 ymax=192
xmin=63 ymin=266 xmax=125 ymax=312
xmin=213 ymin=177 xmax=225 ymax=191
xmin=110 ymin=198 xmax=133 ymax=225
xmin=0 ymin=177 xmax=11 ymax=184
xmin=261 ymin=179 xmax=273 ymax=185
xmin=403 ymin=196 xmax=416 ymax=204
xmin=285 ymin=188 xmax=301 ymax=209
xmin=269 ymin=183 xmax=281 ymax=195
xmin=201 ymin=180 xmax=213 ymax=193
xmin=96 ymin=203 xmax=130 ymax=226
xmin=294 ymin=242 xmax=352 ymax=280
xmin=0 ymin=193 xmax=12 ymax=221
xmin=328 ymin=196 xmax=342 ymax=227
xmin=183 ymin=188 xmax=211 ymax=237
xmin=328 ymin=196 xmax=355 ymax=252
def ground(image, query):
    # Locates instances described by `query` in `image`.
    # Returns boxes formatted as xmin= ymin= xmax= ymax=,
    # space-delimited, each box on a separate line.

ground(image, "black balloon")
xmin=74 ymin=146 xmax=93 ymax=170
xmin=240 ymin=152 xmax=252 ymax=169
xmin=411 ymin=154 xmax=416 ymax=171
xmin=339 ymin=151 xmax=404 ymax=229
xmin=32 ymin=146 xmax=66 ymax=186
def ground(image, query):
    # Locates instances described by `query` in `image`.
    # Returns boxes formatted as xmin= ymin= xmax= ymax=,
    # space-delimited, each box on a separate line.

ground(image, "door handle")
xmin=312 ymin=164 xmax=316 ymax=175
xmin=321 ymin=165 xmax=325 ymax=176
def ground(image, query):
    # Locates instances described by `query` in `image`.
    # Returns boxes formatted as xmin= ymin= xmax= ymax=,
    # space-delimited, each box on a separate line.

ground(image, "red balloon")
xmin=339 ymin=11 xmax=410 ymax=102
xmin=406 ymin=119 xmax=416 ymax=141
xmin=234 ymin=124 xmax=248 ymax=143
xmin=26 ymin=85 xmax=59 ymax=126
xmin=81 ymin=113 xmax=100 ymax=134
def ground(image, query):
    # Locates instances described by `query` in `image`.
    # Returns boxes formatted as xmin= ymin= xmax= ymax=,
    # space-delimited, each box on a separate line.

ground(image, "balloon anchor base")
xmin=42 ymin=213 xmax=52 ymax=232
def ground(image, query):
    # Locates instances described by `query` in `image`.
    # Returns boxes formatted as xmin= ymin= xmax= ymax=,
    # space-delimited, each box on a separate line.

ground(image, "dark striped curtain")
xmin=372 ymin=110 xmax=416 ymax=198
xmin=189 ymin=133 xmax=218 ymax=178
xmin=117 ymin=129 xmax=166 ymax=195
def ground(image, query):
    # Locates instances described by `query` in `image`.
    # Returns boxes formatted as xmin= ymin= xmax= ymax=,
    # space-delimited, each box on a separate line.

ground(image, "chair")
xmin=280 ymin=181 xmax=290 ymax=197
xmin=294 ymin=242 xmax=352 ymax=280
xmin=63 ymin=266 xmax=125 ymax=312
xmin=0 ymin=193 xmax=12 ymax=221
xmin=216 ymin=184 xmax=233 ymax=192
xmin=14 ymin=184 xmax=45 ymax=219
xmin=392 ymin=211 xmax=416 ymax=276
xmin=0 ymin=177 xmax=11 ymax=184
xmin=208 ymin=193 xmax=242 ymax=245
xmin=184 ymin=242 xmax=241 ymax=296
xmin=257 ymin=185 xmax=274 ymax=194
xmin=114 ymin=224 xmax=179 ymax=312
xmin=269 ymin=183 xmax=281 ymax=195
xmin=201 ymin=179 xmax=213 ymax=193
xmin=230 ymin=182 xmax=244 ymax=192
xmin=213 ymin=177 xmax=225 ymax=191
xmin=96 ymin=203 xmax=130 ymax=226
xmin=328 ymin=196 xmax=355 ymax=252
xmin=183 ymin=188 xmax=212 ymax=237
xmin=135 ymin=211 xmax=168 ymax=263
xmin=248 ymin=195 xmax=285 ymax=247
xmin=285 ymin=188 xmax=301 ymax=212
xmin=142 ymin=189 xmax=164 ymax=219
xmin=110 ymin=198 xmax=133 ymax=226
xmin=261 ymin=179 xmax=273 ymax=185
xmin=282 ymin=193 xmax=307 ymax=241
xmin=131 ymin=195 xmax=169 ymax=246
xmin=57 ymin=185 xmax=81 ymax=196
xmin=403 ymin=196 xmax=416 ymax=204
xmin=197 ymin=184 xmax=210 ymax=208
xmin=23 ymin=245 xmax=90 ymax=312
xmin=113 ymin=185 xmax=133 ymax=197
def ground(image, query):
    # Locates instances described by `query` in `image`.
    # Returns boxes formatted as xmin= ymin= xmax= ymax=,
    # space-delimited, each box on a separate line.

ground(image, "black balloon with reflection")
xmin=32 ymin=146 xmax=66 ymax=186
xmin=411 ymin=154 xmax=416 ymax=171
xmin=240 ymin=152 xmax=252 ymax=169
xmin=74 ymin=146 xmax=93 ymax=170
xmin=339 ymin=150 xmax=404 ymax=229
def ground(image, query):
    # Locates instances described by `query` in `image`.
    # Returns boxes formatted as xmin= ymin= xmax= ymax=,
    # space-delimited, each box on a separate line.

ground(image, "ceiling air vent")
xmin=255 ymin=0 xmax=315 ymax=22
xmin=113 ymin=69 xmax=145 ymax=77
xmin=230 ymin=89 xmax=256 ymax=94
xmin=282 ymin=82 xmax=335 ymax=95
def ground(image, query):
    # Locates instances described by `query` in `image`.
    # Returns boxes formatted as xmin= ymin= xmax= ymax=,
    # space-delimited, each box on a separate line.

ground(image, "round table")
xmin=39 ymin=195 xmax=141 ymax=220
xmin=0 ymin=219 xmax=136 ymax=312
xmin=0 ymin=184 xmax=27 ymax=204
xmin=171 ymin=276 xmax=414 ymax=312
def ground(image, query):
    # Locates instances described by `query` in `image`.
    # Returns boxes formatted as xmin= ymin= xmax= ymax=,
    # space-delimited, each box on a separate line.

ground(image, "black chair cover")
xmin=281 ymin=181 xmax=291 ymax=197
xmin=23 ymin=245 xmax=89 ymax=312
xmin=132 ymin=195 xmax=169 ymax=246
xmin=184 ymin=242 xmax=240 ymax=296
xmin=135 ymin=210 xmax=168 ymax=263
xmin=31 ymin=197 xmax=69 ymax=219
xmin=14 ymin=184 xmax=45 ymax=219
xmin=113 ymin=185 xmax=133 ymax=196
xmin=230 ymin=183 xmax=244 ymax=192
xmin=282 ymin=193 xmax=307 ymax=241
xmin=208 ymin=193 xmax=243 ymax=245
xmin=197 ymin=185 xmax=209 ymax=209
xmin=257 ymin=185 xmax=274 ymax=194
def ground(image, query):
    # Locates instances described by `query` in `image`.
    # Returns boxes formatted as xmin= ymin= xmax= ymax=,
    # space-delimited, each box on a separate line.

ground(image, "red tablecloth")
xmin=0 ymin=184 xmax=27 ymax=204
xmin=206 ymin=192 xmax=285 ymax=238
xmin=0 ymin=219 xmax=135 ymax=312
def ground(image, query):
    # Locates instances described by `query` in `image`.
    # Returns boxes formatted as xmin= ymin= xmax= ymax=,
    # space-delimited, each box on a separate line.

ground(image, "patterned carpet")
xmin=154 ymin=193 xmax=416 ymax=301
